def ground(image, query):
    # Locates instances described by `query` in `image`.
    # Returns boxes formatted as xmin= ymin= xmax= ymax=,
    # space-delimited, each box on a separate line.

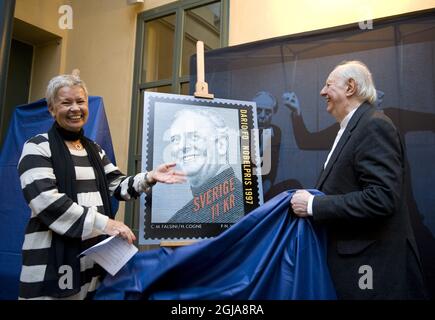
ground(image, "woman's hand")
xmin=104 ymin=219 xmax=136 ymax=244
xmin=147 ymin=162 xmax=186 ymax=184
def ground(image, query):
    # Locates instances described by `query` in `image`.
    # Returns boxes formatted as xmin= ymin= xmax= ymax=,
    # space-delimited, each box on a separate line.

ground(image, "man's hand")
xmin=104 ymin=219 xmax=136 ymax=244
xmin=290 ymin=189 xmax=311 ymax=217
xmin=147 ymin=162 xmax=187 ymax=184
xmin=282 ymin=92 xmax=301 ymax=115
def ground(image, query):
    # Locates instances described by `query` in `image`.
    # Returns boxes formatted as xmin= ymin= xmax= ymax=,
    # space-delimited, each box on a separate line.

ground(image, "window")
xmin=126 ymin=0 xmax=229 ymax=236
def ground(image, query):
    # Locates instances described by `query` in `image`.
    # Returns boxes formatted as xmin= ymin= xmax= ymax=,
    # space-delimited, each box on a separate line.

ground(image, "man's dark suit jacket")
xmin=312 ymin=102 xmax=427 ymax=299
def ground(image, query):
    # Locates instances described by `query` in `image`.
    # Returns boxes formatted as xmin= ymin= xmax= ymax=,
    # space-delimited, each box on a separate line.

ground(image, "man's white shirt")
xmin=307 ymin=106 xmax=360 ymax=215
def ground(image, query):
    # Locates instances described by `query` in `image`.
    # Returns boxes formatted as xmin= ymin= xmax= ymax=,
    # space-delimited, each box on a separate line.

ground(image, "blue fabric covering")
xmin=95 ymin=190 xmax=336 ymax=300
xmin=0 ymin=97 xmax=117 ymax=300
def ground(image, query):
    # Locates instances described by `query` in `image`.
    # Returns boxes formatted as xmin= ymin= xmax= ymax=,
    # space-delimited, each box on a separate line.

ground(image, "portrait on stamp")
xmin=139 ymin=92 xmax=263 ymax=244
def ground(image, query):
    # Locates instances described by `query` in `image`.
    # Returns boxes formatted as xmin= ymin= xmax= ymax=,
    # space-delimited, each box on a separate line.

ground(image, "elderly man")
xmin=167 ymin=108 xmax=244 ymax=223
xmin=17 ymin=74 xmax=186 ymax=300
xmin=290 ymin=61 xmax=427 ymax=299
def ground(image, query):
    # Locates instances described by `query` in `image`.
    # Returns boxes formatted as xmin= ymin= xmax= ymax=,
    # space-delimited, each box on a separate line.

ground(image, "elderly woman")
xmin=17 ymin=74 xmax=185 ymax=300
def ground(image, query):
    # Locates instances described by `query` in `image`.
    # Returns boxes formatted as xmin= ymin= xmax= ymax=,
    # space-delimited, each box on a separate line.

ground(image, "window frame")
xmin=125 ymin=0 xmax=229 ymax=232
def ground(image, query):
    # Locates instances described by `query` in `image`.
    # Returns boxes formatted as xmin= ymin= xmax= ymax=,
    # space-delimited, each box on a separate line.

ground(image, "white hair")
xmin=45 ymin=74 xmax=88 ymax=107
xmin=334 ymin=60 xmax=377 ymax=105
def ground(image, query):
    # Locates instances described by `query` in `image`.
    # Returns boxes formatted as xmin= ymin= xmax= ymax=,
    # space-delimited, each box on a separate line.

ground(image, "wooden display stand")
xmin=194 ymin=41 xmax=214 ymax=99
xmin=160 ymin=41 xmax=213 ymax=248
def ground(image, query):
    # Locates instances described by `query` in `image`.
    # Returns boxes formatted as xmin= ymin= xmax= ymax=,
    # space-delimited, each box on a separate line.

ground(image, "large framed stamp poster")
xmin=139 ymin=92 xmax=264 ymax=244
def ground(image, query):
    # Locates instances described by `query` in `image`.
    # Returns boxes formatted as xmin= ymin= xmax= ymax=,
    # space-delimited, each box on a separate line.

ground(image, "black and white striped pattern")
xmin=18 ymin=133 xmax=149 ymax=299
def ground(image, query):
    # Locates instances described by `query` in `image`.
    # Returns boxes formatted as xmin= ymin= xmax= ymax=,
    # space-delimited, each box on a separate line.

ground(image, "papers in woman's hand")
xmin=80 ymin=236 xmax=138 ymax=276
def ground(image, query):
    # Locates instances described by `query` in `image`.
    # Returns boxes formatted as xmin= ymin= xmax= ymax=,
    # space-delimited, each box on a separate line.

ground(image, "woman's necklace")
xmin=70 ymin=140 xmax=83 ymax=150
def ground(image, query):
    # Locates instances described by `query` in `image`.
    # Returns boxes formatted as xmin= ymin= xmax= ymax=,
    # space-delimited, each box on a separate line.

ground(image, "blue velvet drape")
xmin=95 ymin=190 xmax=336 ymax=300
